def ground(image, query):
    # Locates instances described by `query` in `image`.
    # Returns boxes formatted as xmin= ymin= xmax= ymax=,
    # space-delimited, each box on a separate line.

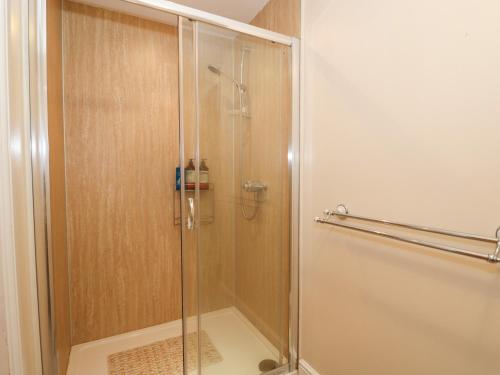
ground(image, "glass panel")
xmin=179 ymin=16 xmax=200 ymax=375
xmin=196 ymin=21 xmax=292 ymax=374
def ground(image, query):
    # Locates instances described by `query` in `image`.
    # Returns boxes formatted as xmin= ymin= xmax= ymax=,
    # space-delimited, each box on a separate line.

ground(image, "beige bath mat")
xmin=108 ymin=331 xmax=222 ymax=375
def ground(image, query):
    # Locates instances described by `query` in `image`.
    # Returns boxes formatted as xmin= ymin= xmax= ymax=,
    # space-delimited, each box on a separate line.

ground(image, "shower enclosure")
xmin=29 ymin=1 xmax=299 ymax=374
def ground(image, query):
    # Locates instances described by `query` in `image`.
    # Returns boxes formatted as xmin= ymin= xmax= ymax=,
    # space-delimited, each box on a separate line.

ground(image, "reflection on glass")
xmin=181 ymin=18 xmax=292 ymax=375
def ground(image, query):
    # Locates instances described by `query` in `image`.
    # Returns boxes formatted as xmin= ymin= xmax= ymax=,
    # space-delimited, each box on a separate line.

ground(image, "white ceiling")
xmin=174 ymin=0 xmax=269 ymax=23
xmin=74 ymin=0 xmax=270 ymax=27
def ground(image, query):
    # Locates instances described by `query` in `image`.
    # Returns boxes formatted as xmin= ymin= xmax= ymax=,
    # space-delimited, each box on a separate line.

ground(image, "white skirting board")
xmin=298 ymin=360 xmax=321 ymax=375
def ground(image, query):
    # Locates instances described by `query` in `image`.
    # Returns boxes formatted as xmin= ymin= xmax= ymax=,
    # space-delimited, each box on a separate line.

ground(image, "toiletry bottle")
xmin=200 ymin=159 xmax=209 ymax=189
xmin=176 ymin=166 xmax=181 ymax=190
xmin=185 ymin=159 xmax=196 ymax=188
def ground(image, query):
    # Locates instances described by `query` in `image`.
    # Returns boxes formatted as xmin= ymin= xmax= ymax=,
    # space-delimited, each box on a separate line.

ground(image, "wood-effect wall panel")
xmin=233 ymin=36 xmax=291 ymax=351
xmin=63 ymin=1 xmax=181 ymax=344
xmin=197 ymin=30 xmax=237 ymax=315
xmin=181 ymin=27 xmax=239 ymax=321
xmin=251 ymin=0 xmax=301 ymax=38
xmin=232 ymin=0 xmax=299 ymax=353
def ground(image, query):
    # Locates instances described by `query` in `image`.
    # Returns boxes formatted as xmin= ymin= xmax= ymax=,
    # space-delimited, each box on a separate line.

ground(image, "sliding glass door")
xmin=179 ymin=16 xmax=294 ymax=375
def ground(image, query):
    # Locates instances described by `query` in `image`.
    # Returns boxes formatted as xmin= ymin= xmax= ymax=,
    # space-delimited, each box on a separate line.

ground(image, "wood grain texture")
xmin=186 ymin=3 xmax=298 ymax=354
xmin=197 ymin=29 xmax=237 ymax=315
xmin=47 ymin=0 xmax=72 ymax=371
xmin=63 ymin=1 xmax=181 ymax=344
xmin=181 ymin=26 xmax=239 ymax=324
xmin=250 ymin=0 xmax=301 ymax=38
xmin=184 ymin=22 xmax=293 ymax=354
xmin=233 ymin=36 xmax=291 ymax=352
xmin=178 ymin=22 xmax=199 ymax=329
xmin=231 ymin=0 xmax=299 ymax=353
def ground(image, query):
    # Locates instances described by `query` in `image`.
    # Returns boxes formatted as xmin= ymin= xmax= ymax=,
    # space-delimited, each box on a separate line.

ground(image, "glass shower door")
xmin=178 ymin=17 xmax=201 ymax=375
xmin=179 ymin=17 xmax=293 ymax=375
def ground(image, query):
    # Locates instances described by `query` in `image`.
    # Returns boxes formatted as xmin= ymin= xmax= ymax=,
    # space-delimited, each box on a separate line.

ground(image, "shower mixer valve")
xmin=242 ymin=181 xmax=267 ymax=193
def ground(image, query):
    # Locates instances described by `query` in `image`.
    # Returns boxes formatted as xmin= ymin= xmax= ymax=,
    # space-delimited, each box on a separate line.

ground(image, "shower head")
xmin=207 ymin=64 xmax=246 ymax=92
xmin=207 ymin=63 xmax=250 ymax=117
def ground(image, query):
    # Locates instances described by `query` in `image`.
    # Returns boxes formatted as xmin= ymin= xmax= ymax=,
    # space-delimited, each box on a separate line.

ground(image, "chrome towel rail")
xmin=314 ymin=204 xmax=500 ymax=263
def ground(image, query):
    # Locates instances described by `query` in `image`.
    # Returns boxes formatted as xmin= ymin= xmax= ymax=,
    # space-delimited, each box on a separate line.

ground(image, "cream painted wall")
xmin=0 ymin=270 xmax=9 ymax=375
xmin=0 ymin=1 xmax=11 ymax=371
xmin=301 ymin=1 xmax=500 ymax=374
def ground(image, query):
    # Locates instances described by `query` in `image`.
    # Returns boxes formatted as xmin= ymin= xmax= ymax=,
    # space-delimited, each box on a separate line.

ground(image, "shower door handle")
xmin=187 ymin=197 xmax=195 ymax=230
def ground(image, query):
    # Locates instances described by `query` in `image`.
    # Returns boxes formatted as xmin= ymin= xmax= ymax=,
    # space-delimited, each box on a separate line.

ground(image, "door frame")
xmin=1 ymin=0 xmax=44 ymax=374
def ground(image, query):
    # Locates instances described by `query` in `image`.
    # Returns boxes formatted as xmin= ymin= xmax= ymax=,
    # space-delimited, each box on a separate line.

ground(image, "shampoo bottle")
xmin=200 ymin=159 xmax=209 ymax=188
xmin=185 ymin=159 xmax=196 ymax=187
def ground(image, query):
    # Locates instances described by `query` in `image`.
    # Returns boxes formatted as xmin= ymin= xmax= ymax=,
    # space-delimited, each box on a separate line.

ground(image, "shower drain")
xmin=259 ymin=359 xmax=279 ymax=372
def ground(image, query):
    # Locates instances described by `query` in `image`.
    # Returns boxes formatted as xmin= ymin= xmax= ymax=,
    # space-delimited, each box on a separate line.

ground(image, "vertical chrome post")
xmin=177 ymin=17 xmax=189 ymax=375
xmin=28 ymin=0 xmax=56 ymax=373
xmin=289 ymin=36 xmax=300 ymax=372
xmin=192 ymin=19 xmax=202 ymax=375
